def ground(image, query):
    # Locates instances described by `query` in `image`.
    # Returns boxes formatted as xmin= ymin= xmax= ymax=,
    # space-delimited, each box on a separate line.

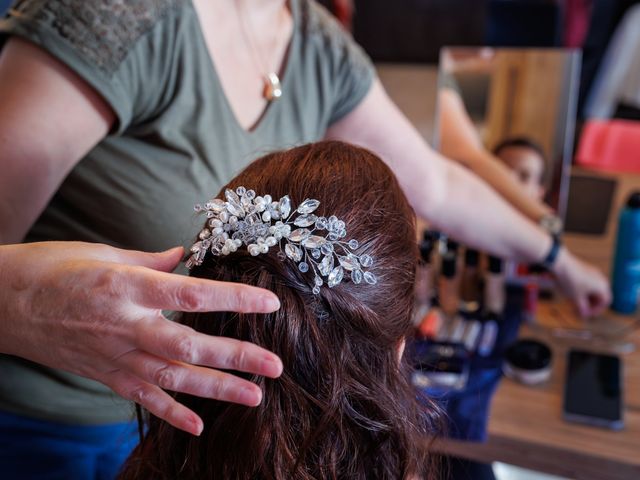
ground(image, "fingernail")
xmin=239 ymin=386 xmax=262 ymax=406
xmin=261 ymin=356 xmax=283 ymax=378
xmin=262 ymin=295 xmax=280 ymax=312
xmin=190 ymin=416 xmax=203 ymax=436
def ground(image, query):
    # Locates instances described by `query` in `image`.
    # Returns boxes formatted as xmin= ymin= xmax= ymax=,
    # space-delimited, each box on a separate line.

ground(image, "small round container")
xmin=503 ymin=339 xmax=552 ymax=385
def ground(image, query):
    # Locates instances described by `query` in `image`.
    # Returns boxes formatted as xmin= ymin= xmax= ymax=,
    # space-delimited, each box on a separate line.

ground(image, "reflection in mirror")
xmin=437 ymin=47 xmax=581 ymax=221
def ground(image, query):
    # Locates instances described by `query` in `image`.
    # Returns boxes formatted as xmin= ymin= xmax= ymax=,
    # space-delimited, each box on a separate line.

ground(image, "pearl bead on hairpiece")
xmin=186 ymin=187 xmax=377 ymax=294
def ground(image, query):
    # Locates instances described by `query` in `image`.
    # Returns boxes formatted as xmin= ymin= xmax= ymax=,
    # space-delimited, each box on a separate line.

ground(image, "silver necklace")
xmin=236 ymin=1 xmax=286 ymax=102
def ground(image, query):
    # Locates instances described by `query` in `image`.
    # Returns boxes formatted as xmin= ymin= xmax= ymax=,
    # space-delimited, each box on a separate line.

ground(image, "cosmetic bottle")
xmin=478 ymin=256 xmax=506 ymax=356
xmin=417 ymin=306 xmax=444 ymax=340
xmin=438 ymin=244 xmax=460 ymax=317
xmin=611 ymin=191 xmax=640 ymax=314
xmin=460 ymin=248 xmax=481 ymax=310
xmin=461 ymin=316 xmax=482 ymax=351
xmin=415 ymin=231 xmax=437 ymax=305
xmin=485 ymin=255 xmax=505 ymax=315
xmin=413 ymin=231 xmax=438 ymax=328
xmin=451 ymin=248 xmax=481 ymax=352
xmin=447 ymin=314 xmax=467 ymax=344
xmin=414 ymin=232 xmax=442 ymax=337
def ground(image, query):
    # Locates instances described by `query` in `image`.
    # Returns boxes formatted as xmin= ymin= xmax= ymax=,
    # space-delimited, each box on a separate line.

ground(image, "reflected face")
xmin=497 ymin=146 xmax=546 ymax=201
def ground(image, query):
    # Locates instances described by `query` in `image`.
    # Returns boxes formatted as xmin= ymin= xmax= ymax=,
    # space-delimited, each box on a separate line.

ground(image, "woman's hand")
xmin=0 ymin=242 xmax=283 ymax=436
xmin=553 ymin=248 xmax=612 ymax=317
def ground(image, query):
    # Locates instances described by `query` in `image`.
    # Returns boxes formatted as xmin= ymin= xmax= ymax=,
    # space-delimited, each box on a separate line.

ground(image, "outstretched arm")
xmin=326 ymin=79 xmax=610 ymax=316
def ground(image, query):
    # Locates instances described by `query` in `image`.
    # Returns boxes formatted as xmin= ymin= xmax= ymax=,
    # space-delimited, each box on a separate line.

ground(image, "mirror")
xmin=437 ymin=47 xmax=581 ymax=220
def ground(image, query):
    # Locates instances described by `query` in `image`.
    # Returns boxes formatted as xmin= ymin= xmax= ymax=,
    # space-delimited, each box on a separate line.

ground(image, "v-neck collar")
xmin=191 ymin=0 xmax=299 ymax=136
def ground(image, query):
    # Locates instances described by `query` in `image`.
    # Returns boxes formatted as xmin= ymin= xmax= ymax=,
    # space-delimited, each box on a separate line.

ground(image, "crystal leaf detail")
xmin=210 ymin=199 xmax=225 ymax=212
xmin=294 ymin=214 xmax=317 ymax=227
xmin=285 ymin=244 xmax=303 ymax=262
xmin=297 ymin=198 xmax=320 ymax=214
xmin=302 ymin=235 xmax=325 ymax=249
xmin=319 ymin=247 xmax=333 ymax=259
xmin=279 ymin=196 xmax=291 ymax=218
xmin=327 ymin=266 xmax=344 ymax=288
xmin=311 ymin=249 xmax=321 ymax=259
xmin=289 ymin=228 xmax=311 ymax=242
xmin=226 ymin=202 xmax=245 ymax=218
xmin=318 ymin=255 xmax=334 ymax=276
xmin=240 ymin=193 xmax=252 ymax=207
xmin=360 ymin=254 xmax=373 ymax=267
xmin=352 ymin=269 xmax=363 ymax=284
xmin=225 ymin=188 xmax=240 ymax=204
xmin=245 ymin=213 xmax=260 ymax=225
xmin=315 ymin=217 xmax=328 ymax=230
xmin=363 ymin=271 xmax=377 ymax=285
xmin=339 ymin=254 xmax=360 ymax=271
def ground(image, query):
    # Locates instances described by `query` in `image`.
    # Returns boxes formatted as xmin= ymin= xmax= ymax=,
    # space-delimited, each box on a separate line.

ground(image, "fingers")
xmin=128 ymin=267 xmax=281 ymax=313
xmin=587 ymin=291 xmax=611 ymax=317
xmin=575 ymin=295 xmax=590 ymax=318
xmin=105 ymin=370 xmax=204 ymax=436
xmin=112 ymin=246 xmax=185 ymax=273
xmin=135 ymin=319 xmax=283 ymax=378
xmin=575 ymin=287 xmax=611 ymax=318
xmin=117 ymin=350 xmax=264 ymax=406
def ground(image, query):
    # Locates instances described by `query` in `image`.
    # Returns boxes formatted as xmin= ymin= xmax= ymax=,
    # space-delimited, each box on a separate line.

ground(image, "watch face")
xmin=541 ymin=215 xmax=563 ymax=235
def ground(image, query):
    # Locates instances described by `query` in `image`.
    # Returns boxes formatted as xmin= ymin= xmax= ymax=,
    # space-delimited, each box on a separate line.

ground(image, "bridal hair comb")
xmin=186 ymin=186 xmax=377 ymax=294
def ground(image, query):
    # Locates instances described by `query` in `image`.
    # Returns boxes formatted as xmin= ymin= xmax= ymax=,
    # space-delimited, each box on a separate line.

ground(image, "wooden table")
xmin=434 ymin=168 xmax=640 ymax=480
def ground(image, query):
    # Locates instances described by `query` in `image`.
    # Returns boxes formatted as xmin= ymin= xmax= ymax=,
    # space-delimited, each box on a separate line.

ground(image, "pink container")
xmin=576 ymin=119 xmax=640 ymax=173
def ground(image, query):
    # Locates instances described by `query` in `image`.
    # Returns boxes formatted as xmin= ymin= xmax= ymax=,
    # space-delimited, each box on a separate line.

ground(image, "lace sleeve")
xmin=0 ymin=0 xmax=185 ymax=132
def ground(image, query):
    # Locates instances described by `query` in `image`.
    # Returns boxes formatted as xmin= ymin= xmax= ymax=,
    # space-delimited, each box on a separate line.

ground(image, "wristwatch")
xmin=540 ymin=234 xmax=563 ymax=270
xmin=539 ymin=213 xmax=563 ymax=237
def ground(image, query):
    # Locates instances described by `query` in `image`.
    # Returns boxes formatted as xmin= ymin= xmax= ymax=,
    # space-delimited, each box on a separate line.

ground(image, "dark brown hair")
xmin=492 ymin=136 xmax=549 ymax=185
xmin=120 ymin=141 xmax=441 ymax=479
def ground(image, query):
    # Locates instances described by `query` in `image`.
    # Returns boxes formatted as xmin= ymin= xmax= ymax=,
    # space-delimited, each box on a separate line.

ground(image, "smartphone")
xmin=563 ymin=349 xmax=624 ymax=430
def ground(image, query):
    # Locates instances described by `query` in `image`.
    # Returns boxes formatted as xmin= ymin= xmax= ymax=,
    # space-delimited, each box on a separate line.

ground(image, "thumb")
xmin=116 ymin=246 xmax=185 ymax=272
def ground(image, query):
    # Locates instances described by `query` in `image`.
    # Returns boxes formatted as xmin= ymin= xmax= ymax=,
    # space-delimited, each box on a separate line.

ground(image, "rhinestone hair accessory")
xmin=186 ymin=186 xmax=377 ymax=294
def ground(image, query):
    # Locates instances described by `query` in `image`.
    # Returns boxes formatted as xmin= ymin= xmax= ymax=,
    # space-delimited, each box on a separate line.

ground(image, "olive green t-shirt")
xmin=0 ymin=0 xmax=374 ymax=424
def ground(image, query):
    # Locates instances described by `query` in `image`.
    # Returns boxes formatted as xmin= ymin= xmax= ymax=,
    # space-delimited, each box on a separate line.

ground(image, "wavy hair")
xmin=119 ymin=141 xmax=441 ymax=479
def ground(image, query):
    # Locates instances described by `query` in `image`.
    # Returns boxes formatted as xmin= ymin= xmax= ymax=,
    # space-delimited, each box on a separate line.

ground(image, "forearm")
xmin=428 ymin=152 xmax=552 ymax=262
xmin=327 ymin=80 xmax=552 ymax=264
xmin=439 ymin=88 xmax=551 ymax=221
xmin=365 ymin=123 xmax=552 ymax=263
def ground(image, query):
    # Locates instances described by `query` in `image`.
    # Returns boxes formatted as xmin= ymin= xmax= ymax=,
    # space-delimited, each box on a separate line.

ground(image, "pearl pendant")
xmin=263 ymin=72 xmax=282 ymax=101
